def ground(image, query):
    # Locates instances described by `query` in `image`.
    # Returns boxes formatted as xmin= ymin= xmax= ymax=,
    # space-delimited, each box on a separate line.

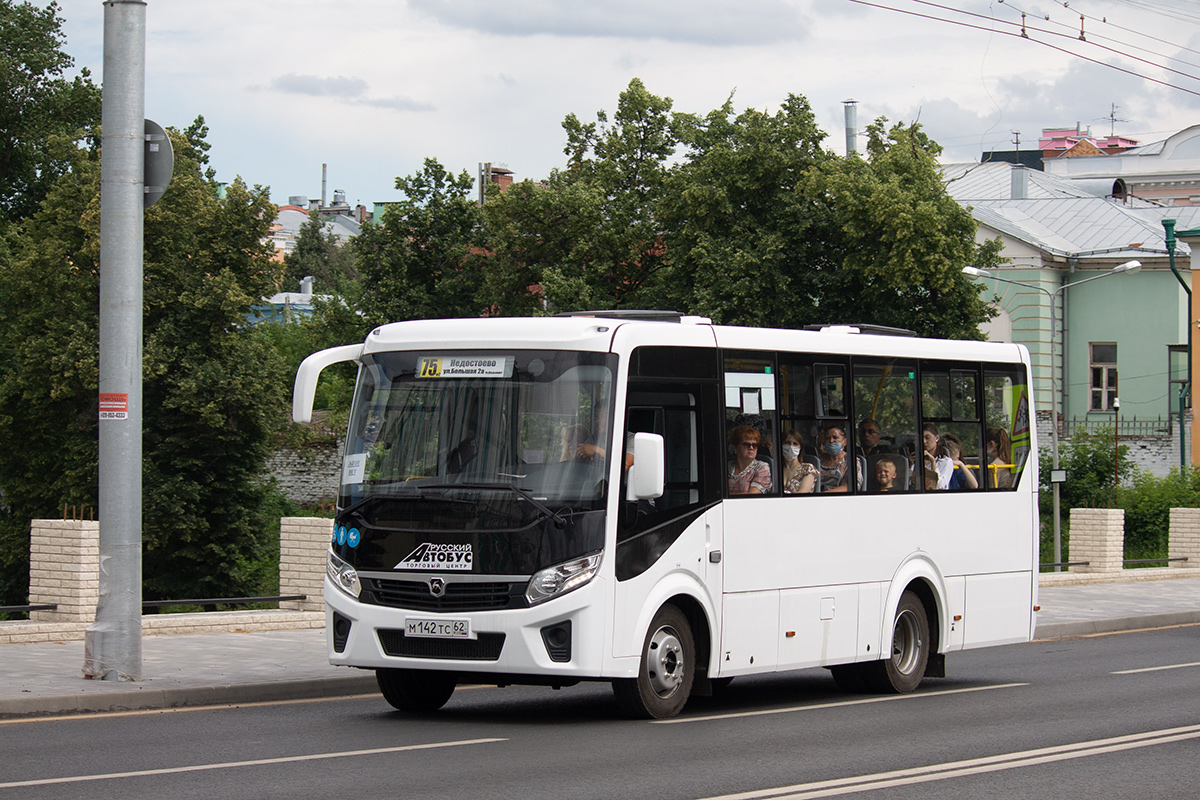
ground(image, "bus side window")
xmin=983 ymin=366 xmax=1030 ymax=489
xmin=724 ymin=352 xmax=778 ymax=496
xmin=852 ymin=360 xmax=917 ymax=494
xmin=780 ymin=358 xmax=850 ymax=494
xmin=921 ymin=364 xmax=983 ymax=491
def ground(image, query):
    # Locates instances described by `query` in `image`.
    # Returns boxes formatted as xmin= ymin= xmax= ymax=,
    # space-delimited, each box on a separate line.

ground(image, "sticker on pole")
xmin=99 ymin=393 xmax=129 ymax=420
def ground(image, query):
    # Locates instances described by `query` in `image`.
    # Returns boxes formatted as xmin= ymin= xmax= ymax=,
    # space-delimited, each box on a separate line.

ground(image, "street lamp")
xmin=963 ymin=260 xmax=1141 ymax=570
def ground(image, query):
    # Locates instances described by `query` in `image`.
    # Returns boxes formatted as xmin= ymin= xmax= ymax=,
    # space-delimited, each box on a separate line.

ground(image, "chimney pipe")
xmin=843 ymin=99 xmax=858 ymax=155
xmin=1011 ymin=165 xmax=1028 ymax=200
xmin=321 ymin=163 xmax=327 ymax=208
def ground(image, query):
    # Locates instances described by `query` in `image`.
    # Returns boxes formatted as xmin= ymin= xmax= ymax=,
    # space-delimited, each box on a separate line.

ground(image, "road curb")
xmin=0 ymin=673 xmax=379 ymax=719
xmin=1035 ymin=610 xmax=1200 ymax=640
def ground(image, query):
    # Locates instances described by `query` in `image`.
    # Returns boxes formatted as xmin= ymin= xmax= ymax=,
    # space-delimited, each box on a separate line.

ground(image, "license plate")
xmin=404 ymin=617 xmax=474 ymax=639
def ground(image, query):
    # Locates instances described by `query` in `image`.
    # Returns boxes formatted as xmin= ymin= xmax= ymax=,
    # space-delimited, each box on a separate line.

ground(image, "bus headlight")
xmin=526 ymin=553 xmax=601 ymax=606
xmin=327 ymin=550 xmax=362 ymax=599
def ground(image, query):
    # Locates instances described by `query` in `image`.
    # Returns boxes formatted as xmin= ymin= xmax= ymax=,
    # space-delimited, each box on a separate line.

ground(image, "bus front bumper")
xmin=323 ymin=574 xmax=616 ymax=680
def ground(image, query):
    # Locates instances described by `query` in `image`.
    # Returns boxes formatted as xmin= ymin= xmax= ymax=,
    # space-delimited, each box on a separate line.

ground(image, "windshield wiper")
xmin=440 ymin=482 xmax=569 ymax=529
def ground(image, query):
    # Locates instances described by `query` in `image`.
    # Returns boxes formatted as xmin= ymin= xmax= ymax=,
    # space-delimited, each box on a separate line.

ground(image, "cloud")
xmin=263 ymin=74 xmax=433 ymax=112
xmin=270 ymin=73 xmax=369 ymax=97
xmin=358 ymin=96 xmax=436 ymax=112
xmin=409 ymin=0 xmax=807 ymax=45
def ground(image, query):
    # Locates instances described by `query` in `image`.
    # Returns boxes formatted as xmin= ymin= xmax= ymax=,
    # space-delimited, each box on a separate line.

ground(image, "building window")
xmin=1169 ymin=345 xmax=1189 ymax=413
xmin=1090 ymin=343 xmax=1117 ymax=412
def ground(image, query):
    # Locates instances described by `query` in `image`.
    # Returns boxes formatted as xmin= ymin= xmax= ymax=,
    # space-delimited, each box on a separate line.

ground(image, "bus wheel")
xmin=376 ymin=668 xmax=456 ymax=712
xmin=613 ymin=604 xmax=695 ymax=719
xmin=864 ymin=590 xmax=930 ymax=693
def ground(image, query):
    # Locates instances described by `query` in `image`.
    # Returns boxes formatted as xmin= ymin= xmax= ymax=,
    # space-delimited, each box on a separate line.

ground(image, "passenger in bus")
xmin=780 ymin=429 xmax=817 ymax=494
xmin=817 ymin=423 xmax=858 ymax=493
xmin=576 ymin=398 xmax=634 ymax=469
xmin=728 ymin=425 xmax=772 ymax=495
xmin=920 ymin=453 xmax=940 ymax=491
xmin=986 ymin=427 xmax=1014 ymax=489
xmin=941 ymin=433 xmax=978 ymax=491
xmin=560 ymin=424 xmax=590 ymax=461
xmin=875 ymin=457 xmax=899 ymax=492
xmin=858 ymin=419 xmax=893 ymax=457
xmin=921 ymin=423 xmax=954 ymax=490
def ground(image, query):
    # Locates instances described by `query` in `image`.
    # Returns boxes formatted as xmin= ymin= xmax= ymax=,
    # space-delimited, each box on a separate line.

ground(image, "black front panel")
xmin=361 ymin=578 xmax=525 ymax=612
xmin=378 ymin=629 xmax=506 ymax=660
xmin=333 ymin=507 xmax=606 ymax=575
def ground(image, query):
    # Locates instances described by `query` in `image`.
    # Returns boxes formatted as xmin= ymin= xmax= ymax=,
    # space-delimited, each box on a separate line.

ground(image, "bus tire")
xmin=376 ymin=668 xmax=457 ymax=712
xmin=863 ymin=590 xmax=930 ymax=694
xmin=613 ymin=604 xmax=695 ymax=719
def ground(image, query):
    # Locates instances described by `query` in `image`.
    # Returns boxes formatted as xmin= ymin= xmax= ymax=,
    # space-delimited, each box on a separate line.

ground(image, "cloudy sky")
xmin=56 ymin=0 xmax=1200 ymax=210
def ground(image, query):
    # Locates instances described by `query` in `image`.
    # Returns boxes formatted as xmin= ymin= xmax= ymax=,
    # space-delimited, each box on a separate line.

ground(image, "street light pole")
xmin=963 ymin=261 xmax=1141 ymax=570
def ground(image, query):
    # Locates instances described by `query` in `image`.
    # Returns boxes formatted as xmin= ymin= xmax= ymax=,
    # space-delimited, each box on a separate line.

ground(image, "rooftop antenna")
xmin=1099 ymin=103 xmax=1127 ymax=137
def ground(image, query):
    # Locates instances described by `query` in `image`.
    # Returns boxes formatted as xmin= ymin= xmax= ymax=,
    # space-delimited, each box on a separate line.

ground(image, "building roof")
xmin=942 ymin=162 xmax=1105 ymax=201
xmin=1043 ymin=124 xmax=1200 ymax=178
xmin=967 ymin=197 xmax=1180 ymax=260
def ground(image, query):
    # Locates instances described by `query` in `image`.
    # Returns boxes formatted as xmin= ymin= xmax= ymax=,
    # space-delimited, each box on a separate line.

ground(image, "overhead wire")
xmin=847 ymin=0 xmax=1200 ymax=98
xmin=1004 ymin=0 xmax=1200 ymax=70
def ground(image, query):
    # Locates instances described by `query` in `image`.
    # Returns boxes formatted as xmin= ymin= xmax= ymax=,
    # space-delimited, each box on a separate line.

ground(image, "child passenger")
xmin=875 ymin=457 xmax=898 ymax=492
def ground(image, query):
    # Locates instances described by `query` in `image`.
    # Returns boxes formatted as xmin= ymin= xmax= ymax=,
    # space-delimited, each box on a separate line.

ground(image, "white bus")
xmin=293 ymin=312 xmax=1038 ymax=719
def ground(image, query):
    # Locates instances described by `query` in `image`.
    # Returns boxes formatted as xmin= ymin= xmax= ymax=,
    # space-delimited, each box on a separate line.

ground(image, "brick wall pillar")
xmin=1168 ymin=507 xmax=1200 ymax=568
xmin=29 ymin=520 xmax=100 ymax=622
xmin=279 ymin=517 xmax=333 ymax=612
xmin=1068 ymin=508 xmax=1125 ymax=573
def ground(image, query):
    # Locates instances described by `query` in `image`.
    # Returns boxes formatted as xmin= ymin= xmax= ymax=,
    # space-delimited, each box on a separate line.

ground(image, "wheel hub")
xmin=647 ymin=626 xmax=684 ymax=698
xmin=891 ymin=609 xmax=923 ymax=676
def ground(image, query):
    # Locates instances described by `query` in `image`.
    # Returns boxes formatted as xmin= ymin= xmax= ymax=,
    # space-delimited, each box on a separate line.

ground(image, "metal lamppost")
xmin=963 ymin=260 xmax=1141 ymax=570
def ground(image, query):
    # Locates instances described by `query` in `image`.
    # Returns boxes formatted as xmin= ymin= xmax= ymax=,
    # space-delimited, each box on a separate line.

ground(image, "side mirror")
xmin=626 ymin=432 xmax=665 ymax=501
xmin=292 ymin=343 xmax=362 ymax=423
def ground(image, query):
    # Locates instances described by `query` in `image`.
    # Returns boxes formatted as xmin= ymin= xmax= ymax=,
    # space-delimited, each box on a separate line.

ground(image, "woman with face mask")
xmin=780 ymin=429 xmax=817 ymax=494
xmin=817 ymin=423 xmax=856 ymax=493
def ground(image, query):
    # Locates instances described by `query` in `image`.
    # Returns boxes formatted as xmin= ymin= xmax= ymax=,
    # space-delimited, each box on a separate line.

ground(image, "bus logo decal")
xmin=395 ymin=543 xmax=473 ymax=571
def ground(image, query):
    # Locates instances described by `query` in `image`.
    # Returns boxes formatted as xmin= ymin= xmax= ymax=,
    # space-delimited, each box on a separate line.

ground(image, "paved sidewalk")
xmin=2 ymin=574 xmax=1198 ymax=718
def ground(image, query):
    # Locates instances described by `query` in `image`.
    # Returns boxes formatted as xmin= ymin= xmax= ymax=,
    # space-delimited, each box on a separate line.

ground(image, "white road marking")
xmin=653 ymin=683 xmax=1029 ymax=724
xmin=0 ymin=694 xmax=382 ymax=725
xmin=1113 ymin=660 xmax=1200 ymax=674
xmin=0 ymin=737 xmax=507 ymax=788
xmin=690 ymin=724 xmax=1200 ymax=800
xmin=0 ymin=685 xmax=494 ymax=725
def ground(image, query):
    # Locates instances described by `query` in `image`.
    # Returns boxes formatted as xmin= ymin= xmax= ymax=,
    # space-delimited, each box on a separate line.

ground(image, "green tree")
xmin=1120 ymin=466 xmax=1200 ymax=561
xmin=282 ymin=208 xmax=358 ymax=296
xmin=800 ymin=119 xmax=999 ymax=338
xmin=140 ymin=152 xmax=289 ymax=600
xmin=475 ymin=174 xmax=604 ymax=316
xmin=354 ymin=158 xmax=482 ymax=326
xmin=0 ymin=0 xmax=101 ymax=226
xmin=653 ymin=94 xmax=834 ymax=327
xmin=0 ymin=120 xmax=289 ymax=605
xmin=1037 ymin=427 xmax=1133 ymax=564
xmin=477 ymin=78 xmax=680 ymax=314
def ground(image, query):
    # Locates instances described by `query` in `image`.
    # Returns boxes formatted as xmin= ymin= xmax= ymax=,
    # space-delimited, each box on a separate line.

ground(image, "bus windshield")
xmin=340 ymin=350 xmax=616 ymax=518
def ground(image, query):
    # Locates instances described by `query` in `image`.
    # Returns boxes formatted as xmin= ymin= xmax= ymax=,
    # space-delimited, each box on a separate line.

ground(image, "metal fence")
xmin=1061 ymin=416 xmax=1175 ymax=438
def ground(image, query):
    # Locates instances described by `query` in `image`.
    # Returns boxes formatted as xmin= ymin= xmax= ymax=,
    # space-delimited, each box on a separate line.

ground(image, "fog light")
xmin=540 ymin=621 xmax=572 ymax=662
xmin=332 ymin=612 xmax=352 ymax=653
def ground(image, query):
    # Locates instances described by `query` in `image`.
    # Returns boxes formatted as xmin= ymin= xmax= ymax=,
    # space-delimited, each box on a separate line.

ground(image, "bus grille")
xmin=363 ymin=578 xmax=521 ymax=612
xmin=377 ymin=630 xmax=506 ymax=661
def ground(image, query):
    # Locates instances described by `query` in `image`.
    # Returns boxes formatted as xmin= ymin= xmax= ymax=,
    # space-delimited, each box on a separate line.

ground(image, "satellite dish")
xmin=144 ymin=119 xmax=174 ymax=208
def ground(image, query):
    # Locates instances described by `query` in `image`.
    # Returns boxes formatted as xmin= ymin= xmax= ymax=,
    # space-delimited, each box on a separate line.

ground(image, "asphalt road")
xmin=3 ymin=624 xmax=1198 ymax=800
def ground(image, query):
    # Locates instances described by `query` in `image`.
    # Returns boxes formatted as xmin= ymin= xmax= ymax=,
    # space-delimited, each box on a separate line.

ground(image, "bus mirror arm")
xmin=626 ymin=433 xmax=665 ymax=502
xmin=292 ymin=344 xmax=363 ymax=423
